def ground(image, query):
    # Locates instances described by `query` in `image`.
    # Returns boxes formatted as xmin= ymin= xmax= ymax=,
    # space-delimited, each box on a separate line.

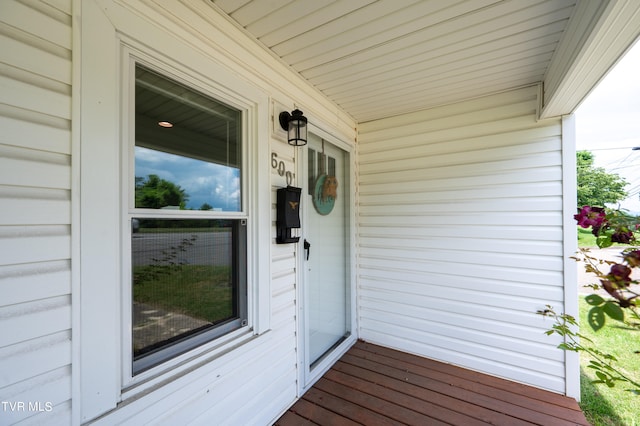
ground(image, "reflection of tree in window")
xmin=135 ymin=174 xmax=189 ymax=209
xmin=134 ymin=65 xmax=242 ymax=212
xmin=130 ymin=64 xmax=247 ymax=375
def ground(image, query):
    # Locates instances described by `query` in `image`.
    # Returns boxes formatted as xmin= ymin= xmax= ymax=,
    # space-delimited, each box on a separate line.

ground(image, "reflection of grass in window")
xmin=133 ymin=265 xmax=233 ymax=322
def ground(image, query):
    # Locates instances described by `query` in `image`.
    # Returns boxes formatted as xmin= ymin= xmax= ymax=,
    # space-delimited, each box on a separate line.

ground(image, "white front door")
xmin=302 ymin=133 xmax=351 ymax=383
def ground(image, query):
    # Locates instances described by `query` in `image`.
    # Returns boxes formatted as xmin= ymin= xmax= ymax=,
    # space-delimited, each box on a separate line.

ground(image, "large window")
xmin=130 ymin=65 xmax=247 ymax=374
xmin=80 ymin=11 xmax=271 ymax=419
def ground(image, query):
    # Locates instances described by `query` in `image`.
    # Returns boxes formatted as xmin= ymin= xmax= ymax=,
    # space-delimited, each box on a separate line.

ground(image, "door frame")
xmin=296 ymin=123 xmax=357 ymax=394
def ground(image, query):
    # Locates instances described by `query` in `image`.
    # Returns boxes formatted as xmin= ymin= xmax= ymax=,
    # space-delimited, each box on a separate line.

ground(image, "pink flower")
xmin=574 ymin=206 xmax=606 ymax=230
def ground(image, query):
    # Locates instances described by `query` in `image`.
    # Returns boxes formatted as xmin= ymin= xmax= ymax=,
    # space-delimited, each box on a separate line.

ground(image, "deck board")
xmin=275 ymin=340 xmax=589 ymax=426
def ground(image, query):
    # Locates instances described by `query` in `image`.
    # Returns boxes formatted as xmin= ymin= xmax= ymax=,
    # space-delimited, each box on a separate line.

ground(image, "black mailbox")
xmin=276 ymin=186 xmax=301 ymax=244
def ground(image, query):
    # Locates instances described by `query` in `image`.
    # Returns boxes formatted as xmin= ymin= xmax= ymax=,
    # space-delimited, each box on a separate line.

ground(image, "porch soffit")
xmin=209 ymin=0 xmax=633 ymax=123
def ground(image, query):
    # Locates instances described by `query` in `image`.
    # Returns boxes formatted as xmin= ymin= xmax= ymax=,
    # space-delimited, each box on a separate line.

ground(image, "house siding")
xmin=357 ymin=85 xmax=568 ymax=393
xmin=0 ymin=0 xmax=590 ymax=423
xmin=0 ymin=0 xmax=73 ymax=424
xmin=0 ymin=1 xmax=355 ymax=424
xmin=75 ymin=0 xmax=323 ymax=423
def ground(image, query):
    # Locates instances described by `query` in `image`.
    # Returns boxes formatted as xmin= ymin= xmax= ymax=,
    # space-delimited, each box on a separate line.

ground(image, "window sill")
xmin=121 ymin=327 xmax=262 ymax=400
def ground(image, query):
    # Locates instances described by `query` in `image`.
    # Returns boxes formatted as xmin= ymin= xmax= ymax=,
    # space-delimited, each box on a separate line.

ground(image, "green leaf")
xmin=577 ymin=333 xmax=594 ymax=344
xmin=596 ymin=235 xmax=614 ymax=248
xmin=588 ymin=306 xmax=605 ymax=331
xmin=585 ymin=294 xmax=605 ymax=306
xmin=602 ymin=301 xmax=624 ymax=322
xmin=557 ymin=343 xmax=576 ymax=351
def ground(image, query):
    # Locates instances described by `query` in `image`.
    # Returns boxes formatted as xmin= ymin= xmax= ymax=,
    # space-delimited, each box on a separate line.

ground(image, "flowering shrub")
xmin=540 ymin=206 xmax=639 ymax=393
xmin=574 ymin=205 xmax=606 ymax=231
xmin=573 ymin=206 xmax=639 ymax=311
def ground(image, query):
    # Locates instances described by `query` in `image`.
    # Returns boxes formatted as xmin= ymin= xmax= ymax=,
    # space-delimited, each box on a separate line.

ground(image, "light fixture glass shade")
xmin=286 ymin=109 xmax=307 ymax=146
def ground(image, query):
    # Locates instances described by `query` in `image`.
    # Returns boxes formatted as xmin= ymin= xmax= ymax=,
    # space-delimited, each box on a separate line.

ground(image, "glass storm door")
xmin=304 ymin=134 xmax=350 ymax=370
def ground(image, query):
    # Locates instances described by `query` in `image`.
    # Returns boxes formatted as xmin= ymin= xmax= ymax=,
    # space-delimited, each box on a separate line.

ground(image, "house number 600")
xmin=271 ymin=152 xmax=294 ymax=185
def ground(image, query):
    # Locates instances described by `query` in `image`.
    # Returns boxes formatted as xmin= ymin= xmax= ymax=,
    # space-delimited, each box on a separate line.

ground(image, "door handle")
xmin=304 ymin=239 xmax=311 ymax=261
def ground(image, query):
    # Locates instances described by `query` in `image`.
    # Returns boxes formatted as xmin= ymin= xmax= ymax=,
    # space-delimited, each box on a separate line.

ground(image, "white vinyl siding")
xmin=0 ymin=0 xmax=73 ymax=424
xmin=270 ymin=132 xmax=299 ymax=335
xmin=75 ymin=1 xmax=354 ymax=424
xmin=357 ymin=85 xmax=568 ymax=393
xmin=81 ymin=139 xmax=299 ymax=426
xmin=2 ymin=0 xmax=599 ymax=422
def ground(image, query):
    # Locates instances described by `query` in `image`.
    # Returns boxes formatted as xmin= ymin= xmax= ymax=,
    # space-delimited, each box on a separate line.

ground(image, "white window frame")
xmin=77 ymin=3 xmax=270 ymax=420
xmin=120 ymin=51 xmax=257 ymax=387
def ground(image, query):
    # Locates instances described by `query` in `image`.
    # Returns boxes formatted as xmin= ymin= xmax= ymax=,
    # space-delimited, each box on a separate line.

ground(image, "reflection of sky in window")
xmin=135 ymin=146 xmax=240 ymax=211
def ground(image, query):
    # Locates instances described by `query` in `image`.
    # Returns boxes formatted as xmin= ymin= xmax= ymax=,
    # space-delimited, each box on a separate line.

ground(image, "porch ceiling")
xmin=212 ymin=0 xmax=584 ymax=122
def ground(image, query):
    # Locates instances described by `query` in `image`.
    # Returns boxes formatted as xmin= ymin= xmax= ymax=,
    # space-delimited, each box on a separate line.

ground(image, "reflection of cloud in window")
xmin=136 ymin=146 xmax=183 ymax=163
xmin=135 ymin=146 xmax=240 ymax=211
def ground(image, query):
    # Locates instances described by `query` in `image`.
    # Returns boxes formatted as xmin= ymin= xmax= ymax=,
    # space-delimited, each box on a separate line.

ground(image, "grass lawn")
xmin=578 ymin=297 xmax=640 ymax=425
xmin=133 ymin=265 xmax=234 ymax=322
xmin=577 ymin=226 xmax=640 ymax=248
xmin=578 ymin=227 xmax=598 ymax=247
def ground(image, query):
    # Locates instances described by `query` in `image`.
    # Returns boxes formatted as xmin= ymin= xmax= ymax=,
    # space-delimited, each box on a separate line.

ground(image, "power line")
xmin=614 ymin=151 xmax=634 ymax=168
xmin=584 ymin=146 xmax=640 ymax=151
xmin=608 ymin=164 xmax=640 ymax=172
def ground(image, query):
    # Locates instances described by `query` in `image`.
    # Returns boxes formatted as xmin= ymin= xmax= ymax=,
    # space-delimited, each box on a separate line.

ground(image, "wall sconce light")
xmin=279 ymin=109 xmax=308 ymax=146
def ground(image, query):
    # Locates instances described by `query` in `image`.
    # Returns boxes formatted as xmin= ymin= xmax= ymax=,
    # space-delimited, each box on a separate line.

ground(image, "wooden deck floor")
xmin=276 ymin=340 xmax=589 ymax=426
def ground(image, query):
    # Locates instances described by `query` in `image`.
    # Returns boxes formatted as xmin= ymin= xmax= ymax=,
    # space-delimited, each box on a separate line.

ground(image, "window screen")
xmin=131 ymin=64 xmax=247 ymax=375
xmin=131 ymin=219 xmax=246 ymax=373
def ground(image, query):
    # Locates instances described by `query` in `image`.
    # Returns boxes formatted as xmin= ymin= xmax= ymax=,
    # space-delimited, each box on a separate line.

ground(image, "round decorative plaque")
xmin=312 ymin=174 xmax=338 ymax=215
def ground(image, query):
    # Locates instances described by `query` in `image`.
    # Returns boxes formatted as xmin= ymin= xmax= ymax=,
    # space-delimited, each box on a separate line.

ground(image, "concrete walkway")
xmin=575 ymin=246 xmax=637 ymax=295
xmin=132 ymin=302 xmax=210 ymax=354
